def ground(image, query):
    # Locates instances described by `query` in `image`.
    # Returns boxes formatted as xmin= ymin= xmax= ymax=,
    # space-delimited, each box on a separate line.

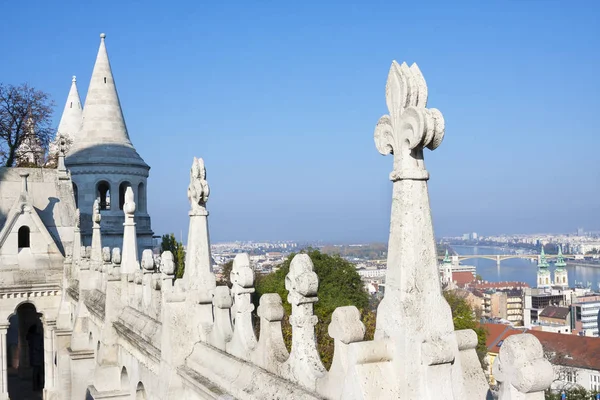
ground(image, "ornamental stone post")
xmin=121 ymin=187 xmax=139 ymax=275
xmin=373 ymin=61 xmax=464 ymax=398
xmin=90 ymin=199 xmax=102 ymax=270
xmin=183 ymin=157 xmax=216 ymax=307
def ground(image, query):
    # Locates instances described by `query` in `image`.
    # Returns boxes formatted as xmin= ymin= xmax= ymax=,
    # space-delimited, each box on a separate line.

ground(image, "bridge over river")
xmin=436 ymin=253 xmax=580 ymax=266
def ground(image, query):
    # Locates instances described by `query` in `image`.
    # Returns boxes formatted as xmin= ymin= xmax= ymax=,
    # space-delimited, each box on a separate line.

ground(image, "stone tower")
xmin=65 ymin=33 xmax=153 ymax=252
xmin=536 ymin=247 xmax=551 ymax=288
xmin=57 ymin=76 xmax=83 ymax=142
xmin=554 ymin=245 xmax=569 ymax=287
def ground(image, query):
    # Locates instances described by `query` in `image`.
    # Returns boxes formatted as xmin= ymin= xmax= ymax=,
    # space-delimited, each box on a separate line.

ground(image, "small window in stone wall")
xmin=18 ymin=226 xmax=30 ymax=248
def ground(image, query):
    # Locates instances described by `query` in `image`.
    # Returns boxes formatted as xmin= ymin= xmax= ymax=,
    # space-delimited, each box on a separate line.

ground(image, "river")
xmin=452 ymin=245 xmax=600 ymax=290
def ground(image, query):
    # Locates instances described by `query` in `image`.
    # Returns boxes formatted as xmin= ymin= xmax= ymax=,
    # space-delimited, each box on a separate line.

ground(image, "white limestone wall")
xmin=0 ymin=212 xmax=63 ymax=285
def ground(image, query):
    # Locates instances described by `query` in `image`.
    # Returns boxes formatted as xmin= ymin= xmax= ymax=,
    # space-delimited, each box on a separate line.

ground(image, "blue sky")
xmin=1 ymin=1 xmax=599 ymax=242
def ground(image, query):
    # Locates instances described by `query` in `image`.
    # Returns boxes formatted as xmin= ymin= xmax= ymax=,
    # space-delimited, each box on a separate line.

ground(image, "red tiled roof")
xmin=453 ymin=271 xmax=475 ymax=287
xmin=473 ymin=281 xmax=530 ymax=290
xmin=484 ymin=323 xmax=600 ymax=371
xmin=484 ymin=323 xmax=524 ymax=353
xmin=528 ymin=330 xmax=600 ymax=371
xmin=539 ymin=306 xmax=570 ymax=320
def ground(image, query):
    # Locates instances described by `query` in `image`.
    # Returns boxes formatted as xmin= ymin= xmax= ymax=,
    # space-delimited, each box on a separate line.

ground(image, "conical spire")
xmin=538 ymin=246 xmax=549 ymax=269
xmin=555 ymin=245 xmax=566 ymax=269
xmin=443 ymin=249 xmax=451 ymax=264
xmin=66 ymin=33 xmax=147 ymax=168
xmin=56 ymin=76 xmax=83 ymax=140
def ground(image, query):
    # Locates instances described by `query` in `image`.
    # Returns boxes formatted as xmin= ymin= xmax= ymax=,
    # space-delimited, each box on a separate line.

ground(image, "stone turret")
xmin=65 ymin=34 xmax=153 ymax=253
xmin=57 ymin=76 xmax=83 ymax=141
xmin=553 ymin=246 xmax=568 ymax=287
xmin=536 ymin=247 xmax=551 ymax=288
xmin=49 ymin=76 xmax=83 ymax=164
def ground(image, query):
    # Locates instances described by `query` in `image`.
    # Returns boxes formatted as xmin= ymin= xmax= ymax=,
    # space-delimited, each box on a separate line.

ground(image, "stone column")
xmin=90 ymin=199 xmax=102 ymax=269
xmin=0 ymin=324 xmax=8 ymax=400
xmin=121 ymin=187 xmax=139 ymax=274
xmin=43 ymin=320 xmax=56 ymax=394
xmin=183 ymin=158 xmax=216 ymax=314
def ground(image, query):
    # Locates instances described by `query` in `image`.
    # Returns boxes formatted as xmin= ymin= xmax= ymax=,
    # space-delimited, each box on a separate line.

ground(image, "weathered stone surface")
xmin=494 ymin=334 xmax=553 ymax=400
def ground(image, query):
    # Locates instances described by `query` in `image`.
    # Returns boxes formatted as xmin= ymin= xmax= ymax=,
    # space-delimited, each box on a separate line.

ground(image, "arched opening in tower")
xmin=136 ymin=382 xmax=146 ymax=399
xmin=96 ymin=181 xmax=111 ymax=210
xmin=138 ymin=182 xmax=146 ymax=212
xmin=7 ymin=302 xmax=45 ymax=399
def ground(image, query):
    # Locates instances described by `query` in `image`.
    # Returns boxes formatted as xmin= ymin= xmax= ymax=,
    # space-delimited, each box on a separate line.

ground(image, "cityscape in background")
xmin=175 ymin=226 xmax=600 ymax=393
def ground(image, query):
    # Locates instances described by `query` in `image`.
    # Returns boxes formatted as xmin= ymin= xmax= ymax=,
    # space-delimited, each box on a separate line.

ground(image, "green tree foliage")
xmin=545 ymin=387 xmax=599 ymax=399
xmin=254 ymin=249 xmax=372 ymax=369
xmin=443 ymin=290 xmax=487 ymax=366
xmin=320 ymin=243 xmax=387 ymax=260
xmin=543 ymin=243 xmax=559 ymax=255
xmin=160 ymin=234 xmax=186 ymax=279
xmin=217 ymin=260 xmax=233 ymax=288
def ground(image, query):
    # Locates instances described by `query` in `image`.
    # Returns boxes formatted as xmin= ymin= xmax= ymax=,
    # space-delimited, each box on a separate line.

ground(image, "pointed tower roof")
xmin=443 ymin=249 xmax=451 ymax=264
xmin=538 ymin=246 xmax=549 ymax=269
xmin=57 ymin=76 xmax=83 ymax=140
xmin=555 ymin=245 xmax=566 ymax=270
xmin=66 ymin=33 xmax=148 ymax=169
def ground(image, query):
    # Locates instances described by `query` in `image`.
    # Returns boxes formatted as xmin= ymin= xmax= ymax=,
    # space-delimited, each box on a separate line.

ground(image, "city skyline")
xmin=1 ymin=1 xmax=598 ymax=242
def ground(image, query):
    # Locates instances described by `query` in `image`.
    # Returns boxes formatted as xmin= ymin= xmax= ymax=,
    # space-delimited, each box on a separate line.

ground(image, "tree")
xmin=160 ymin=234 xmax=185 ymax=278
xmin=443 ymin=290 xmax=487 ymax=366
xmin=217 ymin=260 xmax=233 ymax=288
xmin=254 ymin=249 xmax=372 ymax=369
xmin=0 ymin=83 xmax=54 ymax=167
xmin=545 ymin=387 xmax=599 ymax=400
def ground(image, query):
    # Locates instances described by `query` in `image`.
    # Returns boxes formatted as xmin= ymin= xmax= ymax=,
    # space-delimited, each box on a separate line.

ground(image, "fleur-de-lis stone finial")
xmin=374 ymin=61 xmax=445 ymax=181
xmin=187 ymin=157 xmax=210 ymax=214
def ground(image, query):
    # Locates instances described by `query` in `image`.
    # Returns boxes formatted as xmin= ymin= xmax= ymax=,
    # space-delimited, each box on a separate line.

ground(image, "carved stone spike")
xmin=141 ymin=249 xmax=155 ymax=271
xmin=112 ymin=248 xmax=121 ymax=265
xmin=285 ymin=254 xmax=318 ymax=305
xmin=75 ymin=209 xmax=80 ymax=229
xmin=231 ymin=253 xmax=254 ymax=290
xmin=187 ymin=157 xmax=210 ymax=213
xmin=123 ymin=186 xmax=136 ymax=215
xmin=92 ymin=198 xmax=101 ymax=224
xmin=374 ymin=61 xmax=445 ymax=181
xmin=328 ymin=306 xmax=365 ymax=344
xmin=494 ymin=334 xmax=553 ymax=399
xmin=161 ymin=251 xmax=175 ymax=275
xmin=102 ymin=247 xmax=111 ymax=263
